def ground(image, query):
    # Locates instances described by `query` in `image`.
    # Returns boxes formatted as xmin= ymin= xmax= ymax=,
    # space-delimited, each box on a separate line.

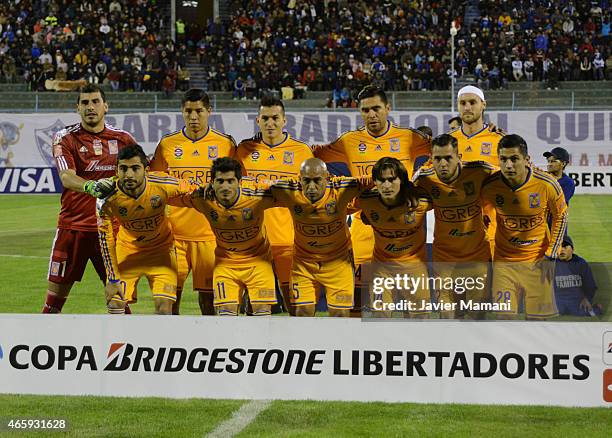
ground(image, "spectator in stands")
xmin=554 ymin=236 xmax=602 ymax=317
xmin=233 ymin=76 xmax=245 ymax=100
xmin=543 ymin=147 xmax=575 ymax=205
xmin=512 ymin=57 xmax=523 ymax=81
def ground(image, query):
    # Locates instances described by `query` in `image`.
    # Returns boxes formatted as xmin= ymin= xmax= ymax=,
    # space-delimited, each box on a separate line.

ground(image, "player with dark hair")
xmin=313 ymin=84 xmax=430 ymax=316
xmin=235 ymin=95 xmax=314 ymax=314
xmin=482 ymin=134 xmax=568 ymax=320
xmin=93 ymin=144 xmax=197 ymax=315
xmin=43 ymin=83 xmax=135 ymax=313
xmin=414 ymin=134 xmax=497 ymax=319
xmin=150 ymin=88 xmax=236 ymax=315
xmin=448 ymin=116 xmax=462 ymax=130
xmin=543 ymin=147 xmax=575 ymax=205
xmin=179 ymin=156 xmax=279 ymax=316
xmin=356 ymin=157 xmax=432 ymax=317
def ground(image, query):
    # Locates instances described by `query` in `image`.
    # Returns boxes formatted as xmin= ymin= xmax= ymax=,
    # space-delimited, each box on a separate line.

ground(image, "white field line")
xmin=205 ymin=400 xmax=271 ymax=438
xmin=0 ymin=254 xmax=48 ymax=259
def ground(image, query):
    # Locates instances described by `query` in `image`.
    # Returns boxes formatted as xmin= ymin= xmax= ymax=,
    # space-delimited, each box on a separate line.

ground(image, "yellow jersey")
xmin=271 ymin=177 xmax=365 ymax=262
xmin=235 ymin=132 xmax=314 ymax=247
xmin=449 ymin=124 xmax=504 ymax=165
xmin=96 ymin=172 xmax=195 ymax=280
xmin=415 ymin=161 xmax=497 ymax=262
xmin=149 ymin=127 xmax=236 ymax=241
xmin=184 ymin=181 xmax=275 ymax=266
xmin=313 ymin=122 xmax=430 ymax=179
xmin=481 ymin=167 xmax=568 ymax=262
xmin=355 ymin=190 xmax=432 ymax=262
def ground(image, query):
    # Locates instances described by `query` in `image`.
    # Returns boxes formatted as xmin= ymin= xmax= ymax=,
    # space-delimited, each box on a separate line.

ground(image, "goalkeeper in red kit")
xmin=42 ymin=84 xmax=135 ymax=313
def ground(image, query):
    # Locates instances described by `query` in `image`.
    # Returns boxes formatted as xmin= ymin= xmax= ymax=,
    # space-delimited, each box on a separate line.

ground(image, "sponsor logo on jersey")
xmin=509 ymin=236 xmax=538 ymax=246
xmin=389 ymin=138 xmax=400 ymax=152
xmin=242 ymin=208 xmax=253 ymax=221
xmin=267 ymin=154 xmax=275 ymax=160
xmin=436 ymin=204 xmax=481 ymax=221
xmin=449 ymin=228 xmax=476 ymax=237
xmin=375 ymin=145 xmax=382 ymax=152
xmin=480 ymin=142 xmax=492 ymax=156
xmin=228 ymin=215 xmax=236 ymax=222
xmin=118 ymin=206 xmax=128 ymax=217
xmin=208 ymin=145 xmax=218 ymax=159
xmin=529 ymin=193 xmax=540 ymax=208
xmin=293 ymin=205 xmax=303 ymax=215
xmin=108 ymin=140 xmax=118 ymax=155
xmin=283 ymin=151 xmax=294 ymax=165
xmin=136 ymin=205 xmax=144 ymax=211
xmin=463 ymin=181 xmax=475 ymax=196
xmin=79 ymin=146 xmax=88 ymax=153
xmin=174 ymin=147 xmax=183 ymax=159
xmin=465 ymin=145 xmax=473 ymax=153
xmin=501 ymin=215 xmax=544 ymax=231
xmin=448 ymin=190 xmax=457 ymax=197
xmin=85 ymin=160 xmax=116 ymax=172
xmin=192 ymin=149 xmax=200 ymax=157
xmin=150 ymin=195 xmax=162 ymax=209
xmin=358 ymin=143 xmax=367 ymax=154
xmin=93 ymin=139 xmax=103 ymax=155
xmin=251 ymin=151 xmax=260 ymax=162
xmin=404 ymin=212 xmax=416 ymax=224
xmin=513 ymin=197 xmax=520 ymax=205
xmin=495 ymin=194 xmax=504 ymax=206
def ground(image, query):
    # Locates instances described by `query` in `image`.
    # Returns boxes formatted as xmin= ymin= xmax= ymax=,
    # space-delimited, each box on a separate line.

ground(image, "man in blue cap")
xmin=543 ymin=147 xmax=575 ymax=205
xmin=553 ymin=236 xmax=602 ymax=316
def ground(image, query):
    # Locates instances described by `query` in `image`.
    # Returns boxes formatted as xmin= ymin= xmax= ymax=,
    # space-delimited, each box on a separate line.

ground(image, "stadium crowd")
xmin=0 ymin=0 xmax=190 ymax=92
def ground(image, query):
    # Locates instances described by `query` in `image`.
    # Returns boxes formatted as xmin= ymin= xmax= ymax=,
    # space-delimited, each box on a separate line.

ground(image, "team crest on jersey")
xmin=283 ymin=151 xmax=294 ymax=165
xmin=210 ymin=210 xmax=219 ymax=222
xmin=529 ymin=193 xmax=540 ymax=208
xmin=431 ymin=186 xmax=441 ymax=199
xmin=495 ymin=194 xmax=504 ymax=206
xmin=404 ymin=211 xmax=416 ymax=224
xmin=325 ymin=201 xmax=337 ymax=215
xmin=480 ymin=142 xmax=492 ymax=156
xmin=251 ymin=151 xmax=260 ymax=161
xmin=208 ymin=145 xmax=218 ymax=159
xmin=242 ymin=208 xmax=253 ymax=221
xmin=389 ymin=138 xmax=400 ymax=152
xmin=293 ymin=205 xmax=303 ymax=215
xmin=150 ymin=195 xmax=162 ymax=209
xmin=93 ymin=139 xmax=103 ymax=155
xmin=108 ymin=140 xmax=118 ymax=155
xmin=174 ymin=147 xmax=183 ymax=159
xmin=370 ymin=210 xmax=380 ymax=222
xmin=50 ymin=261 xmax=61 ymax=277
xmin=34 ymin=119 xmax=64 ymax=166
xmin=463 ymin=181 xmax=475 ymax=196
xmin=358 ymin=143 xmax=367 ymax=154
xmin=118 ymin=206 xmax=128 ymax=216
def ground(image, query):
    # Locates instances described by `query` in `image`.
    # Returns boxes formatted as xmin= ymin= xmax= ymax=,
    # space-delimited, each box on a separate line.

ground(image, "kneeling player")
xmin=94 ymin=145 xmax=196 ymax=314
xmin=415 ymin=134 xmax=496 ymax=319
xmin=271 ymin=158 xmax=372 ymax=317
xmin=182 ymin=157 xmax=278 ymax=316
xmin=355 ymin=157 xmax=432 ymax=318
xmin=482 ymin=134 xmax=567 ymax=320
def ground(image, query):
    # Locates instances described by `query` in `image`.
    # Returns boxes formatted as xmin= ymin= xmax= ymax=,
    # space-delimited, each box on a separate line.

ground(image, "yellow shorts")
xmin=271 ymin=245 xmax=293 ymax=285
xmin=492 ymin=261 xmax=557 ymax=318
xmin=175 ymin=239 xmax=215 ymax=291
xmin=113 ymin=245 xmax=178 ymax=304
xmin=369 ymin=261 xmax=431 ymax=315
xmin=433 ymin=261 xmax=491 ymax=307
xmin=290 ymin=255 xmax=354 ymax=309
xmin=213 ymin=260 xmax=278 ymax=306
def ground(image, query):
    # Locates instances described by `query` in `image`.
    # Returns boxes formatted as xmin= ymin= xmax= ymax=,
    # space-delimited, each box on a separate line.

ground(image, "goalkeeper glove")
xmin=83 ymin=178 xmax=116 ymax=198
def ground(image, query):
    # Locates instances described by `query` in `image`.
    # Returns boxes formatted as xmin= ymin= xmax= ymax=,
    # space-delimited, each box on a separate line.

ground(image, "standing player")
xmin=482 ymin=134 xmax=568 ymax=320
xmin=313 ymin=85 xmax=431 ymax=314
xmin=94 ymin=145 xmax=196 ymax=315
xmin=355 ymin=157 xmax=432 ymax=317
xmin=450 ymin=85 xmax=505 ymax=250
xmin=150 ymin=88 xmax=236 ymax=315
xmin=43 ymin=84 xmax=135 ymax=313
xmin=414 ymin=134 xmax=497 ymax=319
xmin=181 ymin=157 xmax=278 ymax=316
xmin=235 ymin=95 xmax=313 ymax=313
xmin=271 ymin=158 xmax=371 ymax=317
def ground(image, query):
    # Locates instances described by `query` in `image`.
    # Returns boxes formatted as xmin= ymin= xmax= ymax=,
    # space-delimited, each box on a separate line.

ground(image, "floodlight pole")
xmin=450 ymin=21 xmax=457 ymax=115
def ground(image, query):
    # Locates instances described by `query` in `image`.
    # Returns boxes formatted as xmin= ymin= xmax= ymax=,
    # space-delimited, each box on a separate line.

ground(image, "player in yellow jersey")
xmin=270 ymin=158 xmax=372 ymax=317
xmin=354 ymin=157 xmax=432 ymax=318
xmin=150 ymin=88 xmax=236 ymax=315
xmin=235 ymin=95 xmax=314 ymax=313
xmin=178 ymin=157 xmax=278 ymax=316
xmin=481 ymin=134 xmax=568 ymax=320
xmin=312 ymin=85 xmax=430 ymax=315
xmin=94 ymin=145 xmax=196 ymax=315
xmin=414 ymin=134 xmax=497 ymax=319
xmin=450 ymin=85 xmax=505 ymax=253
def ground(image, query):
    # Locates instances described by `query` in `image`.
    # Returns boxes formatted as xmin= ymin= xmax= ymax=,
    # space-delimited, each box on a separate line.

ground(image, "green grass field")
xmin=0 ymin=194 xmax=611 ymax=436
